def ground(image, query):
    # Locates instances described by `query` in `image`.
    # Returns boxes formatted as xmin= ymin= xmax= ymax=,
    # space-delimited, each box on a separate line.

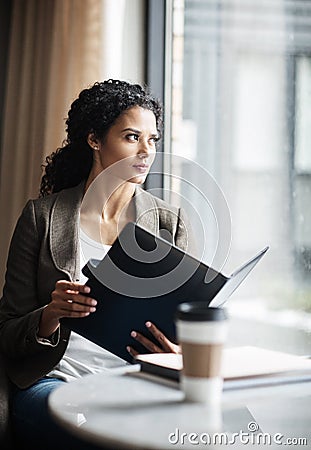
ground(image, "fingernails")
xmin=126 ymin=346 xmax=131 ymax=353
xmin=90 ymin=307 xmax=96 ymax=313
xmin=91 ymin=299 xmax=97 ymax=306
xmin=145 ymin=321 xmax=151 ymax=328
xmin=131 ymin=331 xmax=137 ymax=338
xmin=84 ymin=286 xmax=91 ymax=293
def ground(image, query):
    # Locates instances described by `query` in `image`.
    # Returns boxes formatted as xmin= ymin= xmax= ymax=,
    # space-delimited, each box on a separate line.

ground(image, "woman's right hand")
xmin=38 ymin=280 xmax=97 ymax=338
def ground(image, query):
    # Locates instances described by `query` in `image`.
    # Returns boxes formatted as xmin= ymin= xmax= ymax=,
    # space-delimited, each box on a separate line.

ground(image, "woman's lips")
xmin=132 ymin=164 xmax=149 ymax=173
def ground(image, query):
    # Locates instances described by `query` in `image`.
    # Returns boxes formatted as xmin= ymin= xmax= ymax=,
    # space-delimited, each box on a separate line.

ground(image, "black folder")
xmin=61 ymin=222 xmax=268 ymax=362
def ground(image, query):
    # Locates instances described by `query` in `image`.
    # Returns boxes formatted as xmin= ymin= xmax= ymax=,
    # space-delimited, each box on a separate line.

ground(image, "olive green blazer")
xmin=0 ymin=183 xmax=196 ymax=388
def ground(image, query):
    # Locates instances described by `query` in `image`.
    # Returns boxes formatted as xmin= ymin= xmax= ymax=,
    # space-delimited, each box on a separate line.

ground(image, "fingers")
xmin=126 ymin=346 xmax=139 ymax=358
xmin=55 ymin=280 xmax=90 ymax=295
xmin=128 ymin=321 xmax=181 ymax=355
xmin=60 ymin=300 xmax=96 ymax=317
xmin=145 ymin=321 xmax=175 ymax=352
xmin=130 ymin=330 xmax=164 ymax=354
xmin=51 ymin=280 xmax=97 ymax=319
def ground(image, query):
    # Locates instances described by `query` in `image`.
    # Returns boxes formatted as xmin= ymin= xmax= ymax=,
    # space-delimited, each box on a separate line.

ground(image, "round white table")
xmin=48 ymin=370 xmax=311 ymax=449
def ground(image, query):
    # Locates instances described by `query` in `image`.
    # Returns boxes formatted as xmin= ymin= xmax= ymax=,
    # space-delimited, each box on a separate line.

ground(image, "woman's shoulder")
xmin=29 ymin=190 xmax=59 ymax=208
xmin=135 ymin=187 xmax=179 ymax=214
xmin=23 ymin=183 xmax=84 ymax=219
xmin=31 ymin=183 xmax=84 ymax=207
xmin=134 ymin=187 xmax=189 ymax=238
xmin=134 ymin=187 xmax=196 ymax=253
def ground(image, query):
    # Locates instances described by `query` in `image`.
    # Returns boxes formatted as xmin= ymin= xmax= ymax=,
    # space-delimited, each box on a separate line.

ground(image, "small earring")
xmin=94 ymin=146 xmax=99 ymax=150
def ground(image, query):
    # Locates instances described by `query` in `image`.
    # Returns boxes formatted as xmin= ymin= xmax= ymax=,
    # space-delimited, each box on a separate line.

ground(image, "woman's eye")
xmin=149 ymin=136 xmax=159 ymax=144
xmin=126 ymin=134 xmax=139 ymax=142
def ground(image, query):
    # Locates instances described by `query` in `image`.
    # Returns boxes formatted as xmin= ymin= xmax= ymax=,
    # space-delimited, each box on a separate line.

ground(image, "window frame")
xmin=145 ymin=0 xmax=174 ymax=197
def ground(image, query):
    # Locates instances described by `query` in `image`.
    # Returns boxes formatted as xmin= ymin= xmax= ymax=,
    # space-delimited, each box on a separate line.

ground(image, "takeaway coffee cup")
xmin=176 ymin=302 xmax=228 ymax=404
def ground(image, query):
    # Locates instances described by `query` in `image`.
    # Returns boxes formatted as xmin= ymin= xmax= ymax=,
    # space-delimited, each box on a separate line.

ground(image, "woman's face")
xmin=89 ymin=106 xmax=159 ymax=184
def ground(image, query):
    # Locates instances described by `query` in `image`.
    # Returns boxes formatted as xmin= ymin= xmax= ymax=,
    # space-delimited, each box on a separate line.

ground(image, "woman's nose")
xmin=137 ymin=139 xmax=150 ymax=157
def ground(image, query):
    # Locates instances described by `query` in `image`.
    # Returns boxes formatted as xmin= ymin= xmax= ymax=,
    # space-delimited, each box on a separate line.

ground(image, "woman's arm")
xmin=0 ymin=201 xmax=97 ymax=357
xmin=38 ymin=280 xmax=97 ymax=338
xmin=0 ymin=200 xmax=44 ymax=357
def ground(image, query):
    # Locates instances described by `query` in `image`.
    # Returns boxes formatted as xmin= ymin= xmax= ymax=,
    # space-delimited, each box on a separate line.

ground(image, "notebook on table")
xmin=61 ymin=222 xmax=268 ymax=362
xmin=135 ymin=346 xmax=311 ymax=388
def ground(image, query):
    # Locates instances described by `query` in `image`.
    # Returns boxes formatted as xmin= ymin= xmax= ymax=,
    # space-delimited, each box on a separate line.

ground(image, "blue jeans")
xmin=11 ymin=377 xmax=109 ymax=450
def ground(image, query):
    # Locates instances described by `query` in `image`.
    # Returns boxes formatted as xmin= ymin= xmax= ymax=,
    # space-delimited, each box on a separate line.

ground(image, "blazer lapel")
xmin=133 ymin=186 xmax=159 ymax=235
xmin=49 ymin=183 xmax=160 ymax=280
xmin=50 ymin=183 xmax=85 ymax=281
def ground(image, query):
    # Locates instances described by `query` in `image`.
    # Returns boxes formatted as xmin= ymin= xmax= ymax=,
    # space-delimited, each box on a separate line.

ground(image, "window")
xmin=165 ymin=0 xmax=311 ymax=354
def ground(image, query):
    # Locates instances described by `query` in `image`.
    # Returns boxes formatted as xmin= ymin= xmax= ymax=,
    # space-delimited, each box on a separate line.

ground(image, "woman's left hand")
xmin=127 ymin=321 xmax=181 ymax=358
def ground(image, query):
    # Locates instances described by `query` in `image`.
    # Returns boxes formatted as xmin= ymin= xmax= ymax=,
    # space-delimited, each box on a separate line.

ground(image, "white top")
xmin=46 ymin=229 xmax=127 ymax=382
xmin=79 ymin=227 xmax=112 ymax=284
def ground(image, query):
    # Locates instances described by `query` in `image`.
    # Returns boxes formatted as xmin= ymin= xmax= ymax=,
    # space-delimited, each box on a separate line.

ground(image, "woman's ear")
xmin=87 ymin=133 xmax=100 ymax=151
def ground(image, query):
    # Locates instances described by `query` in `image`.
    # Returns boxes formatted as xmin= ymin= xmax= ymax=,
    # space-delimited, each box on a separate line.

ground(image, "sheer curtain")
xmin=0 ymin=0 xmax=131 ymax=292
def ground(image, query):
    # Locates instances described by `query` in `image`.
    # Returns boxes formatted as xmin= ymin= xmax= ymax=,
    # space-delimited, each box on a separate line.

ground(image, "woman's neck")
xmin=81 ymin=171 xmax=136 ymax=225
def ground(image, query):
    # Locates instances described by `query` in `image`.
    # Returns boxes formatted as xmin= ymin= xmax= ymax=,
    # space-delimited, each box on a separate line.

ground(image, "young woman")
xmin=0 ymin=79 xmax=195 ymax=449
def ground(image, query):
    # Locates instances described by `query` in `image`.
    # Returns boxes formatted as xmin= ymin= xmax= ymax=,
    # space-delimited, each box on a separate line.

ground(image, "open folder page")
xmin=135 ymin=346 xmax=311 ymax=386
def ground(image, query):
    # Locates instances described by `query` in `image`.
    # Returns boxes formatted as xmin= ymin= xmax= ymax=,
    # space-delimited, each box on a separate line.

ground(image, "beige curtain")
xmin=0 ymin=0 xmax=102 ymax=292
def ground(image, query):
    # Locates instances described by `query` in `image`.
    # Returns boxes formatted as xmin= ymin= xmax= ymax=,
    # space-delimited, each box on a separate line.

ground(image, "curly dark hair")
xmin=39 ymin=79 xmax=163 ymax=197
